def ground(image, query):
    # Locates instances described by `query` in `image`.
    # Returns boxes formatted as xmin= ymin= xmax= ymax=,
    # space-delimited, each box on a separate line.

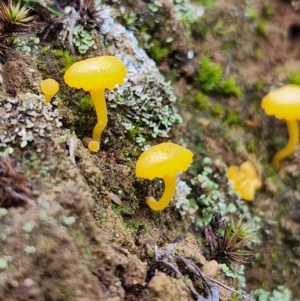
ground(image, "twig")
xmin=155 ymin=260 xmax=207 ymax=301
xmin=68 ymin=10 xmax=80 ymax=56
xmin=175 ymin=254 xmax=255 ymax=301
xmin=203 ymin=276 xmax=255 ymax=301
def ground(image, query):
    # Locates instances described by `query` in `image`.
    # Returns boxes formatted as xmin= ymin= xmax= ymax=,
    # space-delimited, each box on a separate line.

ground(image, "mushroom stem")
xmin=45 ymin=95 xmax=53 ymax=103
xmin=89 ymin=89 xmax=108 ymax=143
xmin=145 ymin=175 xmax=176 ymax=211
xmin=272 ymin=119 xmax=299 ymax=167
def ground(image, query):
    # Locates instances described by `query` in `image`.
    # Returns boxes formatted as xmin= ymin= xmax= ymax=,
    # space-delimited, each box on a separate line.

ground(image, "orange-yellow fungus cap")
xmin=64 ymin=56 xmax=127 ymax=92
xmin=88 ymin=140 xmax=100 ymax=153
xmin=40 ymin=79 xmax=59 ymax=96
xmin=262 ymin=85 xmax=300 ymax=120
xmin=227 ymin=161 xmax=262 ymax=201
xmin=136 ymin=142 xmax=193 ymax=180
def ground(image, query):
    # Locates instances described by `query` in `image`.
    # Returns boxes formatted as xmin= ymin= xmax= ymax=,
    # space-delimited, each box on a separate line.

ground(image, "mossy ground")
xmin=0 ymin=0 xmax=300 ymax=300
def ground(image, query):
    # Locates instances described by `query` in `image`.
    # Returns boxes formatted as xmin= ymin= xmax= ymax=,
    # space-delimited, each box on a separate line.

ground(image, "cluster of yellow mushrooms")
xmin=39 ymin=55 xmax=300 ymax=210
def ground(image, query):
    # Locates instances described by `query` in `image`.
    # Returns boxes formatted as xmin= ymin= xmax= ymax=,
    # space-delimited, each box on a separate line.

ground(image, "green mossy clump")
xmin=149 ymin=40 xmax=169 ymax=62
xmin=195 ymin=92 xmax=210 ymax=109
xmin=218 ymin=77 xmax=243 ymax=98
xmin=211 ymin=103 xmax=224 ymax=117
xmin=287 ymin=70 xmax=300 ymax=85
xmin=196 ymin=55 xmax=242 ymax=97
xmin=53 ymin=49 xmax=77 ymax=73
xmin=196 ymin=55 xmax=223 ymax=92
xmin=223 ymin=110 xmax=242 ymax=126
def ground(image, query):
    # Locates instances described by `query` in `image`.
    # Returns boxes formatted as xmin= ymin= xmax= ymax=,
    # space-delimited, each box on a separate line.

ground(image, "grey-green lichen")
xmin=0 ymin=93 xmax=62 ymax=156
xmin=98 ymin=5 xmax=182 ymax=144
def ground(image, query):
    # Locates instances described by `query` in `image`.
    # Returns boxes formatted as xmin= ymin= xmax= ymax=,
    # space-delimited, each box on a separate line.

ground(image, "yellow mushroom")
xmin=227 ymin=161 xmax=262 ymax=201
xmin=136 ymin=142 xmax=193 ymax=211
xmin=262 ymin=85 xmax=300 ymax=167
xmin=64 ymin=56 xmax=127 ymax=152
xmin=40 ymin=79 xmax=59 ymax=103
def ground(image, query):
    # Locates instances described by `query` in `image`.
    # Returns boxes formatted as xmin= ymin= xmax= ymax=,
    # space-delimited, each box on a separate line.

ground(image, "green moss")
xmin=255 ymin=78 xmax=264 ymax=91
xmin=287 ymin=70 xmax=300 ymax=85
xmin=195 ymin=0 xmax=218 ymax=8
xmin=111 ymin=203 xmax=133 ymax=218
xmin=195 ymin=92 xmax=210 ymax=109
xmin=245 ymin=7 xmax=259 ymax=21
xmin=125 ymin=220 xmax=150 ymax=233
xmin=164 ymin=69 xmax=178 ymax=82
xmin=123 ymin=12 xmax=137 ymax=25
xmin=253 ymin=48 xmax=263 ymax=59
xmin=246 ymin=138 xmax=259 ymax=153
xmin=196 ymin=55 xmax=242 ymax=97
xmin=229 ymin=294 xmax=239 ymax=301
xmin=255 ymin=20 xmax=269 ymax=36
xmin=36 ymin=59 xmax=47 ymax=71
xmin=149 ymin=40 xmax=169 ymax=61
xmin=78 ymin=95 xmax=94 ymax=110
xmin=223 ymin=110 xmax=242 ymax=126
xmin=53 ymin=49 xmax=77 ymax=72
xmin=127 ymin=125 xmax=143 ymax=141
xmin=196 ymin=55 xmax=223 ymax=92
xmin=40 ymin=46 xmax=49 ymax=54
xmin=210 ymin=103 xmax=224 ymax=117
xmin=262 ymin=2 xmax=274 ymax=19
xmin=218 ymin=77 xmax=242 ymax=98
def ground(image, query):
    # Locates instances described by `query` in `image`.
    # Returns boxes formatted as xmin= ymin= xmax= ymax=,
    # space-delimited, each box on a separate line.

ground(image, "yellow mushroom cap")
xmin=227 ymin=161 xmax=262 ymax=201
xmin=136 ymin=142 xmax=194 ymax=180
xmin=40 ymin=79 xmax=59 ymax=96
xmin=262 ymin=85 xmax=300 ymax=120
xmin=64 ymin=56 xmax=127 ymax=92
xmin=88 ymin=140 xmax=100 ymax=153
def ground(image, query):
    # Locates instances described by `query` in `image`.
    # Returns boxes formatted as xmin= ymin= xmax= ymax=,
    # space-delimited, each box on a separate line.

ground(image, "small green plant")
xmin=255 ymin=20 xmax=269 ymax=36
xmin=196 ymin=55 xmax=223 ymax=92
xmin=53 ymin=49 xmax=77 ymax=72
xmin=78 ymin=95 xmax=94 ymax=110
xmin=251 ymin=286 xmax=300 ymax=301
xmin=223 ymin=110 xmax=242 ymax=126
xmin=253 ymin=48 xmax=263 ymax=59
xmin=262 ymin=2 xmax=274 ymax=19
xmin=255 ymin=78 xmax=264 ymax=91
xmin=1 ymin=0 xmax=34 ymax=23
xmin=149 ymin=40 xmax=169 ymax=61
xmin=210 ymin=103 xmax=224 ymax=117
xmin=123 ymin=12 xmax=136 ymax=25
xmin=287 ymin=69 xmax=300 ymax=85
xmin=197 ymin=56 xmax=242 ymax=97
xmin=36 ymin=59 xmax=47 ymax=71
xmin=245 ymin=7 xmax=259 ymax=21
xmin=195 ymin=92 xmax=210 ymax=109
xmin=218 ymin=77 xmax=242 ymax=98
xmin=246 ymin=138 xmax=259 ymax=153
xmin=195 ymin=0 xmax=218 ymax=8
xmin=226 ymin=218 xmax=259 ymax=245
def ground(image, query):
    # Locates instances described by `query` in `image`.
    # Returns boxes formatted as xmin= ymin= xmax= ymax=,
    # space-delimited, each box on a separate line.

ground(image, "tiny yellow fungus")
xmin=227 ymin=161 xmax=262 ymax=201
xmin=88 ymin=140 xmax=100 ymax=153
xmin=262 ymin=85 xmax=300 ymax=167
xmin=64 ymin=56 xmax=127 ymax=152
xmin=40 ymin=78 xmax=59 ymax=103
xmin=136 ymin=142 xmax=193 ymax=211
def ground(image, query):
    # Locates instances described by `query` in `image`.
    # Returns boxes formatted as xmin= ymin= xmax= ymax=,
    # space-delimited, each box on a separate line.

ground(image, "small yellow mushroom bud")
xmin=40 ymin=78 xmax=59 ymax=103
